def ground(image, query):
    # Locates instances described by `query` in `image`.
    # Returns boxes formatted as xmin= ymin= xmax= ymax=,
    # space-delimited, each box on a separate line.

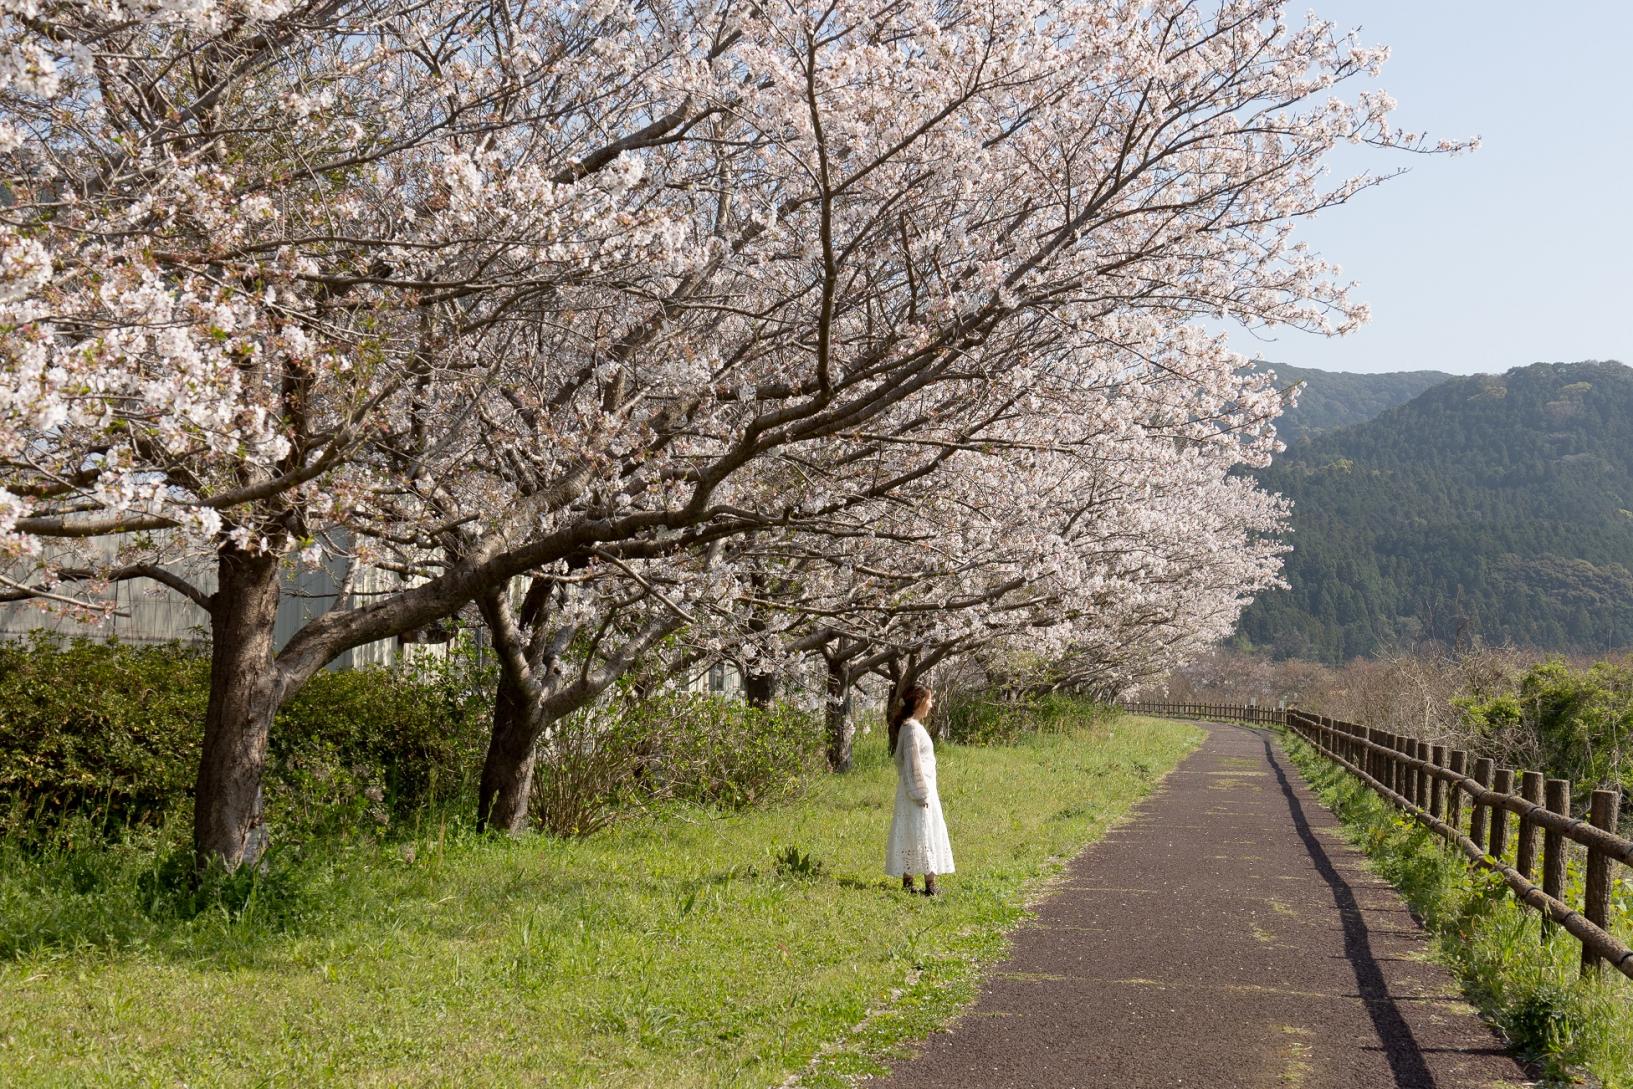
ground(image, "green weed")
xmin=771 ymin=844 xmax=826 ymax=880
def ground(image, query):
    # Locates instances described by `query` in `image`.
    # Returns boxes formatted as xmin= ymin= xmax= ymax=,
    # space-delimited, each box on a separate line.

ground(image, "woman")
xmin=885 ymin=683 xmax=954 ymax=896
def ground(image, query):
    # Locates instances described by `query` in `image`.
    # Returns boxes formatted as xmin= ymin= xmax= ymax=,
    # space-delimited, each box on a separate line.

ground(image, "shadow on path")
xmin=1255 ymin=726 xmax=1438 ymax=1088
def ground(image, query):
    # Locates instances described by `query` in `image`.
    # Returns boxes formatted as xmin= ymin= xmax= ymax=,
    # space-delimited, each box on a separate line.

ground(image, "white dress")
xmin=886 ymin=718 xmax=955 ymax=876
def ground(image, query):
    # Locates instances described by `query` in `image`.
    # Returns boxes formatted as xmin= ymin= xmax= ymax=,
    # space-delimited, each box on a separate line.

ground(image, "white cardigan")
xmin=885 ymin=718 xmax=955 ymax=876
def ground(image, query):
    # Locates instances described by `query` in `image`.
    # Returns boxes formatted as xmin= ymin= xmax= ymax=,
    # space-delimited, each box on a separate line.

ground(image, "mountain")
xmin=1257 ymin=362 xmax=1455 ymax=439
xmin=1237 ymin=360 xmax=1633 ymax=662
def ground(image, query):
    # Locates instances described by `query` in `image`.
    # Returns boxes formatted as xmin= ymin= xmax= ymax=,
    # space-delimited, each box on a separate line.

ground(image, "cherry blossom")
xmin=0 ymin=0 xmax=1467 ymax=859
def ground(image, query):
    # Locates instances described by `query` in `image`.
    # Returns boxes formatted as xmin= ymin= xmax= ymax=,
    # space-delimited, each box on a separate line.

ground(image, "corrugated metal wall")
xmin=0 ymin=538 xmax=407 ymax=669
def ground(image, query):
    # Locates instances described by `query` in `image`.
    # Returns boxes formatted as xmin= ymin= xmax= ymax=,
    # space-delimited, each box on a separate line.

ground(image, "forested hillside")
xmin=1239 ymin=361 xmax=1633 ymax=661
xmin=1259 ymin=361 xmax=1454 ymax=438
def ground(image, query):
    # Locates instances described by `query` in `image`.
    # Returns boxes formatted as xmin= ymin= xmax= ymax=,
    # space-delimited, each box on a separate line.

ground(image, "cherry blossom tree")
xmin=705 ymin=332 xmax=1294 ymax=767
xmin=1 ymin=0 xmax=1465 ymax=862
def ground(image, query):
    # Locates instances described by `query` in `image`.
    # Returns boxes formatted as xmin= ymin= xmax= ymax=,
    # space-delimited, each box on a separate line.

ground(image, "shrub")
xmin=532 ymin=691 xmax=823 ymax=837
xmin=1 ymin=636 xmax=825 ymax=846
xmin=274 ymin=647 xmax=495 ymax=833
xmin=528 ymin=706 xmax=648 ymax=839
xmin=0 ymin=635 xmax=494 ymax=840
xmin=0 ymin=634 xmax=210 ymax=831
xmin=1455 ymin=657 xmax=1633 ymax=806
xmin=940 ymin=689 xmax=1112 ymax=746
xmin=639 ymin=693 xmax=823 ymax=809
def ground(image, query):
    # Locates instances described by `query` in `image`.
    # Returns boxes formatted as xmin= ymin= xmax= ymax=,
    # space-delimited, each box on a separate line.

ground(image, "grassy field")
xmin=0 ymin=713 xmax=1201 ymax=1088
xmin=1276 ymin=725 xmax=1633 ymax=1087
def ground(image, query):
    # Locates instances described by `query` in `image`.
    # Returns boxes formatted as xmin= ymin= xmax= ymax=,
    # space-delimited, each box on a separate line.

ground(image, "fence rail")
xmin=1118 ymin=700 xmax=1633 ymax=982
xmin=1120 ymin=701 xmax=1286 ymax=725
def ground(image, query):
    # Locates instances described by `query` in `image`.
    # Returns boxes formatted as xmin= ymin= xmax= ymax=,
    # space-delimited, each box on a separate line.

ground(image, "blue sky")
xmin=1226 ymin=1 xmax=1632 ymax=376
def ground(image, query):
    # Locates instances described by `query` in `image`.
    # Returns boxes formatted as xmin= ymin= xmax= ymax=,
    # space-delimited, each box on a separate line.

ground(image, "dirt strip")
xmin=870 ymin=720 xmax=1534 ymax=1089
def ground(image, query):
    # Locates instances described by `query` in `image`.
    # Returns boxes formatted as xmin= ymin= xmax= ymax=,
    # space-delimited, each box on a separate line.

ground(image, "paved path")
xmin=873 ymin=721 xmax=1533 ymax=1089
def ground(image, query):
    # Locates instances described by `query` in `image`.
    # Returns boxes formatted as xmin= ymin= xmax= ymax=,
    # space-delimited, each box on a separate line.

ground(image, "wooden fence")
xmin=1119 ymin=700 xmax=1633 ymax=982
xmin=1120 ymin=701 xmax=1286 ymax=725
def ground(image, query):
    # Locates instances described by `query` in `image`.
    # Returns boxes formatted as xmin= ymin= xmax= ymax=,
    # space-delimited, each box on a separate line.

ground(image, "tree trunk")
xmin=477 ymin=669 xmax=541 ymax=834
xmin=193 ymin=547 xmax=283 ymax=870
xmin=888 ymin=663 xmax=920 ymax=719
xmin=825 ymin=657 xmax=854 ymax=772
xmin=743 ymin=668 xmax=777 ymax=710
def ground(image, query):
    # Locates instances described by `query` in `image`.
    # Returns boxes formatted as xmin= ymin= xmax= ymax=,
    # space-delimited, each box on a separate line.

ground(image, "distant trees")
xmin=1457 ymin=658 xmax=1633 ymax=804
xmin=1264 ymin=363 xmax=1453 ymax=440
xmin=0 ymin=0 xmax=1455 ymax=861
xmin=1240 ymin=362 xmax=1633 ymax=663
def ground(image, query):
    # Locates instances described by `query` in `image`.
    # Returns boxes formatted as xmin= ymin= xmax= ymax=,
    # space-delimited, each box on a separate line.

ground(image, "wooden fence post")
xmin=1489 ymin=767 xmax=1512 ymax=860
xmin=1408 ymin=738 xmax=1421 ymax=803
xmin=1516 ymin=771 xmax=1543 ymax=879
xmin=1448 ymin=750 xmax=1467 ymax=829
xmin=1404 ymin=741 xmax=1417 ymax=809
xmin=1469 ymin=758 xmax=1494 ymax=847
xmin=1429 ymin=744 xmax=1446 ymax=818
xmin=1395 ymin=734 xmax=1410 ymax=799
xmin=1583 ymin=788 xmax=1622 ymax=977
xmin=1542 ymin=778 xmax=1569 ymax=944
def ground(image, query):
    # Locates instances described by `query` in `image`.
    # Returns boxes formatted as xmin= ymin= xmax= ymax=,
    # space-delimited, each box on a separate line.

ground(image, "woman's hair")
xmin=887 ymin=684 xmax=933 ymax=756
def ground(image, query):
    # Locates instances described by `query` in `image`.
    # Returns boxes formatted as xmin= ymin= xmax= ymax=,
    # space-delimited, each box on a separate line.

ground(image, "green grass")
xmin=0 ymin=713 xmax=1201 ymax=1088
xmin=1275 ymin=724 xmax=1633 ymax=1087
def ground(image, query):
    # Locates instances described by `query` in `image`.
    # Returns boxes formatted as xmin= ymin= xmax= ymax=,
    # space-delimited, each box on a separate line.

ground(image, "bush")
xmin=274 ymin=648 xmax=495 ymax=834
xmin=1455 ymin=657 xmax=1633 ymax=807
xmin=1 ymin=636 xmax=826 ymax=847
xmin=940 ymin=690 xmax=1112 ymax=746
xmin=0 ymin=635 xmax=494 ymax=840
xmin=0 ymin=635 xmax=210 ymax=831
xmin=532 ymin=691 xmax=823 ymax=837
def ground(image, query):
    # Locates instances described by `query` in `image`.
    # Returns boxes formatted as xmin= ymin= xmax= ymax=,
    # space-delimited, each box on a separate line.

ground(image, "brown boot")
xmin=922 ymin=873 xmax=940 ymax=897
xmin=902 ymin=874 xmax=916 ymax=893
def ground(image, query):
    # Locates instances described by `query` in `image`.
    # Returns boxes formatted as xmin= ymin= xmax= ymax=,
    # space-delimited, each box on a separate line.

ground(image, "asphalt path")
xmin=870 ymin=720 xmax=1534 ymax=1089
